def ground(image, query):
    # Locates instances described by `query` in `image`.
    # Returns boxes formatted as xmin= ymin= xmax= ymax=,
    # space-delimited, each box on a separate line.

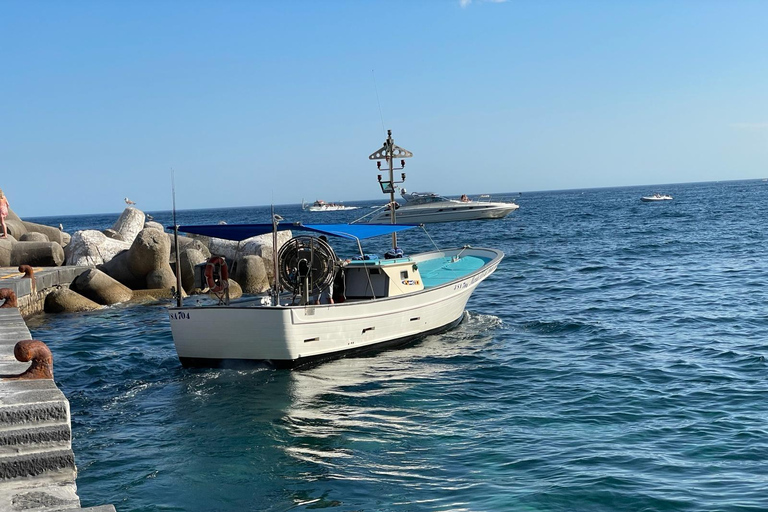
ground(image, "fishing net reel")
xmin=277 ymin=235 xmax=337 ymax=304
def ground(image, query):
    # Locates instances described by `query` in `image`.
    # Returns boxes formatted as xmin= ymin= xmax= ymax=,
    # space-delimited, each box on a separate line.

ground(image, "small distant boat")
xmin=640 ymin=193 xmax=673 ymax=202
xmin=303 ymin=199 xmax=359 ymax=212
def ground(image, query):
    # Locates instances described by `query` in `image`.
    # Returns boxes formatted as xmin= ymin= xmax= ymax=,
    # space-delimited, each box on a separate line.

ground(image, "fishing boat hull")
xmin=168 ymin=247 xmax=502 ymax=367
xmin=368 ymin=202 xmax=519 ymax=224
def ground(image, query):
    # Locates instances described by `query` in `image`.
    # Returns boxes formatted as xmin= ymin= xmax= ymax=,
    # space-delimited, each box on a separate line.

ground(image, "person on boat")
xmin=314 ymin=286 xmax=334 ymax=305
xmin=460 ymin=194 xmax=469 ymax=202
xmin=331 ymin=264 xmax=346 ymax=304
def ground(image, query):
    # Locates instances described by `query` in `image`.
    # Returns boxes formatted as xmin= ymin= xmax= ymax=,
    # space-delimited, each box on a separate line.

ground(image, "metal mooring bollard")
xmin=18 ymin=264 xmax=37 ymax=294
xmin=0 ymin=288 xmax=17 ymax=308
xmin=10 ymin=340 xmax=54 ymax=380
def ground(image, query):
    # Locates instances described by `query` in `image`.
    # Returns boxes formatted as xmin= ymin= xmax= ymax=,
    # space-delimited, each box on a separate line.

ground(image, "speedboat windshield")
xmin=402 ymin=192 xmax=451 ymax=205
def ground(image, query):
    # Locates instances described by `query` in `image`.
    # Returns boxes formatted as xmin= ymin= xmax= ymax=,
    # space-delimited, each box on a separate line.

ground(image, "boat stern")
xmin=169 ymin=306 xmax=299 ymax=364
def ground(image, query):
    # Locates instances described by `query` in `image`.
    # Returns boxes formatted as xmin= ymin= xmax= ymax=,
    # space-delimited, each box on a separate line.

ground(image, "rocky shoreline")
xmin=1 ymin=206 xmax=293 ymax=314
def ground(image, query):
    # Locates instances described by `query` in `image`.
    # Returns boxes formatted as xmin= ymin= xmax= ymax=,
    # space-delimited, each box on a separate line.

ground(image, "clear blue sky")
xmin=2 ymin=0 xmax=767 ymax=217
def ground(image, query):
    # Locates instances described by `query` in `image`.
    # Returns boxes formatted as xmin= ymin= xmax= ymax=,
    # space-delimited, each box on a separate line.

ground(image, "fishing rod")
xmin=172 ymin=169 xmax=183 ymax=307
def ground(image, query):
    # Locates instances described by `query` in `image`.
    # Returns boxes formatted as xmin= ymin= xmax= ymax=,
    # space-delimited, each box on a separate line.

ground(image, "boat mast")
xmin=369 ymin=129 xmax=413 ymax=249
xmin=271 ymin=206 xmax=282 ymax=306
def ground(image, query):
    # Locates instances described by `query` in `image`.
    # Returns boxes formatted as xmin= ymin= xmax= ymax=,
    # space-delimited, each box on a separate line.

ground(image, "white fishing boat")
xmin=640 ymin=193 xmax=673 ymax=202
xmin=365 ymin=190 xmax=519 ymax=224
xmin=167 ymin=130 xmax=503 ymax=368
xmin=167 ymin=223 xmax=502 ymax=367
xmin=303 ymin=199 xmax=359 ymax=212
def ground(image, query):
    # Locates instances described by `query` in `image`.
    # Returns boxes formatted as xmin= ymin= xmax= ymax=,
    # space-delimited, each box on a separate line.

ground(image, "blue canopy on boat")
xmin=170 ymin=223 xmax=418 ymax=242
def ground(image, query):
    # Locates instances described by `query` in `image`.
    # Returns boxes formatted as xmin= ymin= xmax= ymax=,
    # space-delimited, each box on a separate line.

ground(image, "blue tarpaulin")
xmin=170 ymin=223 xmax=418 ymax=242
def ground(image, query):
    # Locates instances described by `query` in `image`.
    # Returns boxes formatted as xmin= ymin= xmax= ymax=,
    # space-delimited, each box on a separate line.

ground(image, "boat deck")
xmin=418 ymin=255 xmax=492 ymax=288
xmin=199 ymin=252 xmax=495 ymax=308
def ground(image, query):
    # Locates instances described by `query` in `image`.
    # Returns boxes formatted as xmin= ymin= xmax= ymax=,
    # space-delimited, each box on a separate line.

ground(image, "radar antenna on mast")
xmin=369 ymin=129 xmax=413 ymax=249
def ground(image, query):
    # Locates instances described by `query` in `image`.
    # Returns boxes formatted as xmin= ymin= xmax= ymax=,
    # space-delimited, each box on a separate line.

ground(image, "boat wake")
xmin=462 ymin=311 xmax=503 ymax=331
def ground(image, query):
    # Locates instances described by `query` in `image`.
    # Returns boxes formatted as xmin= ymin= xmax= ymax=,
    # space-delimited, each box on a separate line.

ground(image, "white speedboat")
xmin=365 ymin=190 xmax=519 ymax=224
xmin=303 ymin=199 xmax=359 ymax=212
xmin=167 ymin=222 xmax=502 ymax=368
xmin=640 ymin=193 xmax=673 ymax=202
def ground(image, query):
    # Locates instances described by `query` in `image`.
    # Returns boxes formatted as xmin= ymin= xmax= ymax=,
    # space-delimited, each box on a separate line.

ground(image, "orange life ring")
xmin=204 ymin=256 xmax=229 ymax=293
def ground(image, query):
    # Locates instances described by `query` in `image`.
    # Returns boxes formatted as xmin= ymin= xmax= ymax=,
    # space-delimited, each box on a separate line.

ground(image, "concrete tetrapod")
xmin=178 ymin=248 xmax=207 ymax=293
xmin=0 ymin=239 xmax=12 ymax=266
xmin=98 ymin=250 xmax=144 ymax=289
xmin=11 ymin=241 xmax=65 ymax=267
xmin=171 ymin=235 xmax=211 ymax=263
xmin=111 ymin=207 xmax=145 ymax=243
xmin=102 ymin=228 xmax=124 ymax=241
xmin=234 ymin=255 xmax=270 ymax=294
xmin=146 ymin=265 xmax=177 ymax=290
xmin=44 ymin=287 xmax=102 ymax=313
xmin=19 ymin=232 xmax=49 ymax=242
xmin=21 ymin=221 xmax=64 ymax=245
xmin=144 ymin=221 xmax=165 ymax=231
xmin=64 ymin=230 xmax=131 ymax=267
xmin=127 ymin=228 xmax=170 ymax=279
xmin=3 ymin=219 xmax=26 ymax=239
xmin=227 ymin=278 xmax=243 ymax=299
xmin=70 ymin=268 xmax=134 ymax=305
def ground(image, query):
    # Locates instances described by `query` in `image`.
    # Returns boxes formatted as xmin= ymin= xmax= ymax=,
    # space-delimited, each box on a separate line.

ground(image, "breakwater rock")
xmin=6 ymin=204 xmax=295 ymax=306
xmin=1 ymin=207 xmax=69 ymax=267
xmin=111 ymin=207 xmax=145 ymax=242
xmin=64 ymin=230 xmax=131 ymax=266
xmin=0 ymin=238 xmax=65 ymax=267
xmin=70 ymin=268 xmax=133 ymax=305
xmin=234 ymin=254 xmax=270 ymax=294
xmin=44 ymin=287 xmax=102 ymax=313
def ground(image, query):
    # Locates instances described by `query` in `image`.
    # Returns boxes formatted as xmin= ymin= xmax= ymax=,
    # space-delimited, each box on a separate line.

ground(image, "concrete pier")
xmin=0 ymin=266 xmax=116 ymax=511
xmin=0 ymin=266 xmax=90 ymax=318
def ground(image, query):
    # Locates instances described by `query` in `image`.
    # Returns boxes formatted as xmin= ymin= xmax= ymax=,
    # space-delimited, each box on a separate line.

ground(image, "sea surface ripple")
xmin=26 ymin=180 xmax=768 ymax=511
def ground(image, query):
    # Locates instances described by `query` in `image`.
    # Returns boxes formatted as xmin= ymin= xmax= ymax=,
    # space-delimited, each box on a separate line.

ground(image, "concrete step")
xmin=0 ymin=379 xmax=71 ymax=430
xmin=0 ymin=401 xmax=70 ymax=430
xmin=0 ymin=468 xmax=80 ymax=511
xmin=0 ymin=449 xmax=76 ymax=481
xmin=0 ymin=424 xmax=72 ymax=457
xmin=0 ymin=469 xmax=117 ymax=511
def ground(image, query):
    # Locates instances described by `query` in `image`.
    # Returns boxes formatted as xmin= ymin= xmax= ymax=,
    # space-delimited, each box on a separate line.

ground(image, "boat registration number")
xmin=170 ymin=311 xmax=191 ymax=320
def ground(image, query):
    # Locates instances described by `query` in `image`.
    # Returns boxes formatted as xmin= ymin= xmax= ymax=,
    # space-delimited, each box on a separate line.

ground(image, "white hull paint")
xmin=303 ymin=200 xmax=359 ymax=212
xmin=368 ymin=202 xmax=519 ymax=224
xmin=169 ymin=247 xmax=502 ymax=367
xmin=307 ymin=205 xmax=359 ymax=212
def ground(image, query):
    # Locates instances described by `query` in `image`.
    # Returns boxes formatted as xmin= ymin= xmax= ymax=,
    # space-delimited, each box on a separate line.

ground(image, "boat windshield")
xmin=403 ymin=192 xmax=451 ymax=205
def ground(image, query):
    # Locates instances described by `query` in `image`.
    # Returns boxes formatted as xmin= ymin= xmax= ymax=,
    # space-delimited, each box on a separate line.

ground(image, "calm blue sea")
xmin=25 ymin=180 xmax=768 ymax=511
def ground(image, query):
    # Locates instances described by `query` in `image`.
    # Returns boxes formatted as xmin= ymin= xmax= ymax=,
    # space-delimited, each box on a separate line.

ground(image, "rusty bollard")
xmin=0 ymin=288 xmax=17 ymax=308
xmin=18 ymin=264 xmax=36 ymax=294
xmin=10 ymin=340 xmax=54 ymax=380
